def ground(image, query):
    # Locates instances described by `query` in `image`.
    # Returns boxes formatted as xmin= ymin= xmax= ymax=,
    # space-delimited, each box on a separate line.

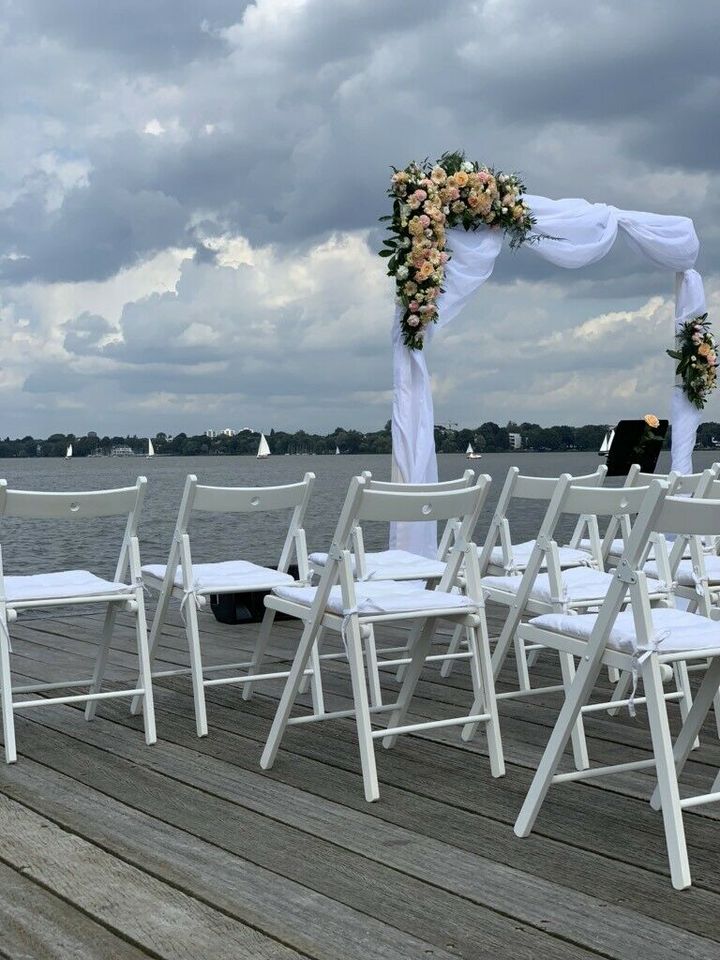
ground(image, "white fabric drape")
xmin=391 ymin=195 xmax=704 ymax=557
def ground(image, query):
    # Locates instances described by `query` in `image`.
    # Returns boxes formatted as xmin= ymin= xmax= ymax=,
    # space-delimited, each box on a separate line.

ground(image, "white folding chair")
xmin=0 ymin=477 xmax=156 ymax=763
xmin=260 ymin=474 xmax=504 ymax=801
xmin=470 ymin=480 xmax=679 ymax=770
xmin=307 ymin=471 xmax=476 ymax=703
xmin=513 ymin=483 xmax=720 ymax=889
xmin=573 ymin=466 xmax=718 ymax=567
xmin=132 ymin=472 xmax=320 ymax=737
xmin=480 ymin=465 xmax=608 ymax=577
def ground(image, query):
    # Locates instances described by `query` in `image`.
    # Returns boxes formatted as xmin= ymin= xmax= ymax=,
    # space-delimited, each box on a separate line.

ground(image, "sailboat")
xmin=257 ymin=433 xmax=271 ymax=459
xmin=65 ymin=443 xmax=73 ymax=460
xmin=599 ymin=427 xmax=615 ymax=457
xmin=335 ymin=445 xmax=340 ymax=455
xmin=466 ymin=442 xmax=482 ymax=461
xmin=146 ymin=438 xmax=155 ymax=459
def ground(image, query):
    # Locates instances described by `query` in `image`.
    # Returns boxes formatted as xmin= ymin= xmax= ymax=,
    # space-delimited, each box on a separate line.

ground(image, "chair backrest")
xmin=174 ymin=472 xmax=315 ymax=575
xmin=358 ymin=471 xmax=475 ymax=561
xmin=0 ymin=477 xmax=147 ymax=584
xmin=359 ymin=469 xmax=474 ymax=493
xmin=481 ymin=465 xmax=607 ymax=573
xmin=313 ymin=474 xmax=491 ymax=605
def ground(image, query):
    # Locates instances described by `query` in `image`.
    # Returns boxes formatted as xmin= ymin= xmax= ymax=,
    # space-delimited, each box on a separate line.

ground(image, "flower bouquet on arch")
xmin=667 ymin=314 xmax=718 ymax=409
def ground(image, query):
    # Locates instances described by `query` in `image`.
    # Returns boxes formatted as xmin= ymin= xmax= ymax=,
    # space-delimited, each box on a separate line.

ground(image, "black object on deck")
xmin=606 ymin=419 xmax=668 ymax=477
xmin=210 ymin=563 xmax=299 ymax=624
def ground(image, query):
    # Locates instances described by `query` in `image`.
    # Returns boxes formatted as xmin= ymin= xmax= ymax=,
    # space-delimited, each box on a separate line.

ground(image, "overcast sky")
xmin=1 ymin=0 xmax=719 ymax=437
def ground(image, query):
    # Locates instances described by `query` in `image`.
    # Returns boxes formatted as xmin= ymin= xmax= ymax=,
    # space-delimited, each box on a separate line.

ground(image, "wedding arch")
xmin=386 ymin=158 xmax=706 ymax=557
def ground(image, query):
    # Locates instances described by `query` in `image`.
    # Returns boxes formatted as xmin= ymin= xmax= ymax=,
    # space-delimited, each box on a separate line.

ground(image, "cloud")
xmin=1 ymin=0 xmax=720 ymax=435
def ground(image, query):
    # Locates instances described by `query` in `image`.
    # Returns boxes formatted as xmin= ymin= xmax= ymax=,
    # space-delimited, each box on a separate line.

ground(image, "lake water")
xmin=1 ymin=451 xmax=717 ymax=579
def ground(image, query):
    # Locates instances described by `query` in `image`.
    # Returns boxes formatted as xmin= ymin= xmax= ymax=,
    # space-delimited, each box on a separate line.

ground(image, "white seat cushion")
xmin=530 ymin=607 xmax=720 ymax=655
xmin=142 ymin=560 xmax=294 ymax=594
xmin=482 ymin=566 xmax=617 ymax=605
xmin=308 ymin=549 xmax=446 ymax=580
xmin=644 ymin=555 xmax=720 ymax=587
xmin=483 ymin=566 xmax=664 ymax=606
xmin=578 ymin=537 xmax=691 ymax=560
xmin=272 ymin=579 xmax=475 ymax=617
xmin=488 ymin=540 xmax=590 ymax=571
xmin=4 ymin=570 xmax=133 ymax=604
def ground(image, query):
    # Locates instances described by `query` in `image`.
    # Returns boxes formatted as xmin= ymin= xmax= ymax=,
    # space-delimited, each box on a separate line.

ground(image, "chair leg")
xmin=514 ymin=648 xmax=606 ymax=838
xmin=242 ymin=607 xmax=277 ymax=701
xmin=642 ymin=655 xmax=692 ymax=889
xmin=440 ymin=624 xmax=463 ymax=678
xmin=184 ymin=598 xmax=208 ymax=737
xmin=261 ymin=618 xmax=324 ymax=771
xmin=559 ymin=652 xmax=590 ymax=772
xmin=133 ymin=590 xmax=157 ymax=746
xmin=85 ymin=603 xmax=119 ymax=721
xmin=673 ymin=661 xmax=699 ymax=751
xmin=382 ymin=619 xmax=436 ymax=750
xmin=346 ymin=623 xmax=380 ymax=802
xmin=0 ymin=615 xmax=16 ymax=764
xmin=130 ymin=583 xmax=172 ymax=716
xmin=465 ymin=616 xmax=505 ymax=777
xmin=606 ymin=668 xmax=632 ymax=716
xmin=308 ymin=639 xmax=326 ymax=716
xmin=650 ymin=656 xmax=720 ymax=810
xmin=298 ymin=624 xmax=322 ymax=695
xmin=363 ymin=625 xmax=382 ymax=709
xmin=514 ymin=636 xmax=532 ymax=692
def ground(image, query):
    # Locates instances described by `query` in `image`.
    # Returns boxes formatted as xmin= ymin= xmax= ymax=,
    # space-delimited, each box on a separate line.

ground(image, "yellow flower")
xmin=454 ymin=171 xmax=469 ymax=188
xmin=698 ymin=342 xmax=711 ymax=357
xmin=644 ymin=414 xmax=660 ymax=428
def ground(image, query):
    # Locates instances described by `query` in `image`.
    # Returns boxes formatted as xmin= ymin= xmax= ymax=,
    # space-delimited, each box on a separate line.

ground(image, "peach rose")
xmin=698 ymin=342 xmax=711 ymax=358
xmin=644 ymin=414 xmax=660 ymax=428
xmin=454 ymin=171 xmax=469 ymax=188
xmin=431 ymin=166 xmax=447 ymax=184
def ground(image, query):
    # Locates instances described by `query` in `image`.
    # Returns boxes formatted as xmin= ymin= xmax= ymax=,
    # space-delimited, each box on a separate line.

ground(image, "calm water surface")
xmin=1 ymin=451 xmax=716 ymax=579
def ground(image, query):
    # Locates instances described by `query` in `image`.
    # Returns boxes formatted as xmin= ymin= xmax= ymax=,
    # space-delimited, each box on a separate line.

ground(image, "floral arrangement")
xmin=380 ymin=151 xmax=538 ymax=349
xmin=667 ymin=314 xmax=718 ymax=409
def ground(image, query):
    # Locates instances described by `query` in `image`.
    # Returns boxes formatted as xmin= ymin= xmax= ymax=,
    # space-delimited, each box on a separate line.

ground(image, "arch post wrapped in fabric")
xmin=390 ymin=195 xmax=705 ymax=557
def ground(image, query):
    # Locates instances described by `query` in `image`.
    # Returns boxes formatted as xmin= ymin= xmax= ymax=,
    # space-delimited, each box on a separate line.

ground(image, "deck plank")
xmin=1 ymin=607 xmax=720 ymax=958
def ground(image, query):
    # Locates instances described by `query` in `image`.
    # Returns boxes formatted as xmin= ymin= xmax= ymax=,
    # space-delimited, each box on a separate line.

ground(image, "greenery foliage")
xmin=5 ymin=419 xmax=718 ymax=459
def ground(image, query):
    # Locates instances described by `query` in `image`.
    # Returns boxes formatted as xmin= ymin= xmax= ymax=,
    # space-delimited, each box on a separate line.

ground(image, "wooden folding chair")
xmin=260 ymin=474 xmax=503 ymax=801
xmin=0 ymin=477 xmax=155 ymax=762
xmin=131 ymin=472 xmax=320 ymax=737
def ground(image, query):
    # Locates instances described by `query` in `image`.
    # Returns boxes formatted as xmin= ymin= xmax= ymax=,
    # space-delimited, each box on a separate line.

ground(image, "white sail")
xmin=599 ymin=429 xmax=614 ymax=455
xmin=65 ymin=444 xmax=73 ymax=459
xmin=147 ymin=438 xmax=155 ymax=457
xmin=466 ymin=443 xmax=474 ymax=455
xmin=335 ymin=445 xmax=340 ymax=455
xmin=257 ymin=433 xmax=271 ymax=458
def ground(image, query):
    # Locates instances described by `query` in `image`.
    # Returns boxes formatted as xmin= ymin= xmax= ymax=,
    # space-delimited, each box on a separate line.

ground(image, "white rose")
xmin=461 ymin=160 xmax=474 ymax=172
xmin=396 ymin=265 xmax=409 ymax=280
xmin=502 ymin=207 xmax=508 ymax=214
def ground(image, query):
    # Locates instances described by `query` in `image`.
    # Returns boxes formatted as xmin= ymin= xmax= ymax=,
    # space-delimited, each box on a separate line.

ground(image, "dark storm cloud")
xmin=3 ymin=0 xmax=720 ymax=433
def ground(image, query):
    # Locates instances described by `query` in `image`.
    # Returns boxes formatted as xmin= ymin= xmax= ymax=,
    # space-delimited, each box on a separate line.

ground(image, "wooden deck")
xmin=2 ymin=602 xmax=720 ymax=959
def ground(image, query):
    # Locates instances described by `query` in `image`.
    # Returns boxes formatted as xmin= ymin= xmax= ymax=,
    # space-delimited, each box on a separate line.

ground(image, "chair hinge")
xmin=615 ymin=559 xmax=638 ymax=584
xmin=327 ymin=543 xmax=344 ymax=562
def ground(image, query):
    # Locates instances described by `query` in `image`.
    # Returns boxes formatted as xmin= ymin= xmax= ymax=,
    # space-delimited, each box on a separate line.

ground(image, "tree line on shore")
xmin=2 ymin=420 xmax=719 ymax=458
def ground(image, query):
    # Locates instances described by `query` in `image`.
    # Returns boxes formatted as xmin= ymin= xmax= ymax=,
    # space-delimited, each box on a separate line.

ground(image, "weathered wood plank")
xmin=0 ymin=794 xmax=307 ymax=960
xmin=2 ymin=757 xmax=457 ymax=960
xmin=0 ymin=859 xmax=150 ymax=960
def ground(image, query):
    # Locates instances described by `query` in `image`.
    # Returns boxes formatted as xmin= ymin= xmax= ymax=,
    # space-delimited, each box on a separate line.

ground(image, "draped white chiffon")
xmin=391 ymin=195 xmax=705 ymax=557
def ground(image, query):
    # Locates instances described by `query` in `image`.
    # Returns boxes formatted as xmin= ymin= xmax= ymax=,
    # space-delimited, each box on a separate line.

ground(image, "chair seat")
xmin=644 ymin=555 xmax=720 ymax=587
xmin=578 ymin=537 xmax=692 ymax=560
xmin=530 ymin=607 xmax=720 ymax=655
xmin=4 ymin=570 xmax=133 ymax=604
xmin=308 ymin=549 xmax=446 ymax=580
xmin=488 ymin=540 xmax=590 ymax=571
xmin=142 ymin=560 xmax=295 ymax=594
xmin=482 ymin=566 xmax=663 ymax=606
xmin=271 ymin=579 xmax=475 ymax=618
